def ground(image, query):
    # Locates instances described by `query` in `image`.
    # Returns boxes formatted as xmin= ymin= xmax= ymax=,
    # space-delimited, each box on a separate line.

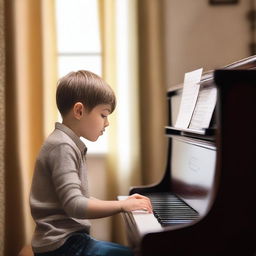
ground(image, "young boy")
xmin=29 ymin=70 xmax=152 ymax=256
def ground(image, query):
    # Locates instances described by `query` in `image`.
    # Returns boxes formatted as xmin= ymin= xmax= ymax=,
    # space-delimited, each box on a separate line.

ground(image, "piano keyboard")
xmin=146 ymin=193 xmax=199 ymax=226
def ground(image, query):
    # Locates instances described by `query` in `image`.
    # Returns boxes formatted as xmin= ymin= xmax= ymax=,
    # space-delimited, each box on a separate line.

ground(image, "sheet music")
xmin=189 ymin=86 xmax=217 ymax=130
xmin=175 ymin=68 xmax=203 ymax=128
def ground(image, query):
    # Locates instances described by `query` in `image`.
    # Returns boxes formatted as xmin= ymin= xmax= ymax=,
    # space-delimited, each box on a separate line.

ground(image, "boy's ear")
xmin=73 ymin=102 xmax=84 ymax=119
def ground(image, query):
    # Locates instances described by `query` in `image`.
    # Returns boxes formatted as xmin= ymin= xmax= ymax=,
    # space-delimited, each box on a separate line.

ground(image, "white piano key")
xmin=132 ymin=211 xmax=163 ymax=236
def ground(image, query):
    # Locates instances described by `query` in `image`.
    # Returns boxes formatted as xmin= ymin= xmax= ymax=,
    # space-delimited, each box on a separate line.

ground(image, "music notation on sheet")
xmin=189 ymin=86 xmax=217 ymax=130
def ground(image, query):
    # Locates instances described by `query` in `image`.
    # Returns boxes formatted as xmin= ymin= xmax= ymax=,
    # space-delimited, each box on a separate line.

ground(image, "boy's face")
xmin=79 ymin=104 xmax=111 ymax=141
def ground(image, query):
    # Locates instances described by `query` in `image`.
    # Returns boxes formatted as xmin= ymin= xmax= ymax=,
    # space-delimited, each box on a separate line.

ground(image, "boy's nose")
xmin=105 ymin=119 xmax=109 ymax=127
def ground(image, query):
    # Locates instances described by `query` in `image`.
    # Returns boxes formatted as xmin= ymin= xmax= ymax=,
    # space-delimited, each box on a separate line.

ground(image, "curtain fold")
xmin=98 ymin=0 xmax=118 ymax=203
xmin=0 ymin=0 xmax=5 ymax=254
xmin=4 ymin=1 xmax=57 ymax=255
xmin=98 ymin=0 xmax=120 ymax=244
xmin=41 ymin=0 xmax=58 ymax=138
xmin=137 ymin=0 xmax=167 ymax=185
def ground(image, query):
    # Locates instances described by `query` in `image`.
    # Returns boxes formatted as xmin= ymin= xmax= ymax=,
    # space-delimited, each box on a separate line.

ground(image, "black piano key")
xmin=145 ymin=193 xmax=199 ymax=226
xmin=157 ymin=213 xmax=198 ymax=218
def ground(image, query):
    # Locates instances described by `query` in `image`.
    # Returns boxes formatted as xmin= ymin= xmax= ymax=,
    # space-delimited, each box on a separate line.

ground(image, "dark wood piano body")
xmin=121 ymin=56 xmax=256 ymax=256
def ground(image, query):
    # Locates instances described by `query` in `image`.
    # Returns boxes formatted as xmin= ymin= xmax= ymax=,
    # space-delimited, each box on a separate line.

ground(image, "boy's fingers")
xmin=131 ymin=193 xmax=151 ymax=201
xmin=135 ymin=195 xmax=152 ymax=208
xmin=128 ymin=194 xmax=153 ymax=212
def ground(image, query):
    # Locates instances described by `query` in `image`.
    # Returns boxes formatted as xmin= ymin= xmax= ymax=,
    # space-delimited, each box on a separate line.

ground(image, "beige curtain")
xmin=4 ymin=0 xmax=57 ymax=255
xmin=99 ymin=0 xmax=142 ymax=245
xmin=98 ymin=0 xmax=118 ymax=203
xmin=98 ymin=0 xmax=121 ymax=244
xmin=0 ymin=0 xmax=5 ymax=255
xmin=137 ymin=0 xmax=167 ymax=185
xmin=99 ymin=0 xmax=167 ymax=245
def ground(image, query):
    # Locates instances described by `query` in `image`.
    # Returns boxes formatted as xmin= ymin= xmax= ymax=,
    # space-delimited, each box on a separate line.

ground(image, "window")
xmin=55 ymin=0 xmax=108 ymax=154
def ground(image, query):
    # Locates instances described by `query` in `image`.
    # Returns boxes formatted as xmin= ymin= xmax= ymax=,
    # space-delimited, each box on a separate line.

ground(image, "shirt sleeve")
xmin=48 ymin=143 xmax=88 ymax=219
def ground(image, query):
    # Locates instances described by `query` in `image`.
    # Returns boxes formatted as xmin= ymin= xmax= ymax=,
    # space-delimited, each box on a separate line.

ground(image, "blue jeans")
xmin=34 ymin=232 xmax=134 ymax=256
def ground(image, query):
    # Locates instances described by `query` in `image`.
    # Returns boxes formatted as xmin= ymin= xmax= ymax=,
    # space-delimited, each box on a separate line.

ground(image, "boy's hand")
xmin=120 ymin=193 xmax=153 ymax=213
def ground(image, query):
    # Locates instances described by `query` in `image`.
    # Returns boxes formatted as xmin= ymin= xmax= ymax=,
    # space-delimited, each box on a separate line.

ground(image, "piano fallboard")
xmin=119 ymin=133 xmax=217 ymax=250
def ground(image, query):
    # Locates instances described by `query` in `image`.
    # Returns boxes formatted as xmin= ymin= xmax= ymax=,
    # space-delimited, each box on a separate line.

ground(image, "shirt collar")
xmin=55 ymin=122 xmax=87 ymax=155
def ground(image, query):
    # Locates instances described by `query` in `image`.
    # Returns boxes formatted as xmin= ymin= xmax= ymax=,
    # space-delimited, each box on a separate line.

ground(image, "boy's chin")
xmin=87 ymin=137 xmax=99 ymax=142
xmin=81 ymin=136 xmax=98 ymax=142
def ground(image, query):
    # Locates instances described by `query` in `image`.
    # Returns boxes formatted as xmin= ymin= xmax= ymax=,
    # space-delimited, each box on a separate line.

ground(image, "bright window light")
xmin=55 ymin=0 xmax=107 ymax=154
xmin=116 ymin=0 xmax=131 ymax=174
xmin=58 ymin=56 xmax=102 ymax=78
xmin=56 ymin=0 xmax=100 ymax=53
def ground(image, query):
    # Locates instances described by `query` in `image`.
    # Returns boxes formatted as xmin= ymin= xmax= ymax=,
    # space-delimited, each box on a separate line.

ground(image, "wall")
xmin=164 ymin=0 xmax=251 ymax=87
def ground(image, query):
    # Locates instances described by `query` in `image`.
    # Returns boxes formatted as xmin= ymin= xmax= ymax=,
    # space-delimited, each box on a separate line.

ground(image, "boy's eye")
xmin=101 ymin=114 xmax=107 ymax=118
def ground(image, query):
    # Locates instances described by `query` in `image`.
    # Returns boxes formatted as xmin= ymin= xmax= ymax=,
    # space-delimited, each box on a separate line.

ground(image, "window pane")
xmin=56 ymin=0 xmax=100 ymax=53
xmin=58 ymin=55 xmax=102 ymax=77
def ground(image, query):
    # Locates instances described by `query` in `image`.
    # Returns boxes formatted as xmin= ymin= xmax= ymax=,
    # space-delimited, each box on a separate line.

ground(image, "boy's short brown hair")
xmin=56 ymin=70 xmax=116 ymax=116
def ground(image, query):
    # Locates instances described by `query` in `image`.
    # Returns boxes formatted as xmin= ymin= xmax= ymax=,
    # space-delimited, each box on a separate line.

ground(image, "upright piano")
xmin=119 ymin=56 xmax=256 ymax=256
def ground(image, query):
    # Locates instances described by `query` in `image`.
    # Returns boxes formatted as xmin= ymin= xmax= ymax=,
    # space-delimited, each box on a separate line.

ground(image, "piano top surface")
xmin=167 ymin=54 xmax=256 ymax=96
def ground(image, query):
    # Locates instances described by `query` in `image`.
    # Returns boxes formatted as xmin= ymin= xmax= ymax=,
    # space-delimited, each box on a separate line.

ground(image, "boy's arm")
xmin=85 ymin=194 xmax=152 ymax=219
xmin=49 ymin=144 xmax=89 ymax=219
xmin=49 ymin=144 xmax=152 ymax=219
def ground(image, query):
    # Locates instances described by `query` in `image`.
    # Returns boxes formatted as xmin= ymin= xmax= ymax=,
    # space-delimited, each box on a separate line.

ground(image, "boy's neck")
xmin=62 ymin=117 xmax=81 ymax=138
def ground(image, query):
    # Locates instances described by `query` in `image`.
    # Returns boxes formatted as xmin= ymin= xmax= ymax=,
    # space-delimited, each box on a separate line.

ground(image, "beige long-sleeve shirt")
xmin=30 ymin=122 xmax=91 ymax=253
